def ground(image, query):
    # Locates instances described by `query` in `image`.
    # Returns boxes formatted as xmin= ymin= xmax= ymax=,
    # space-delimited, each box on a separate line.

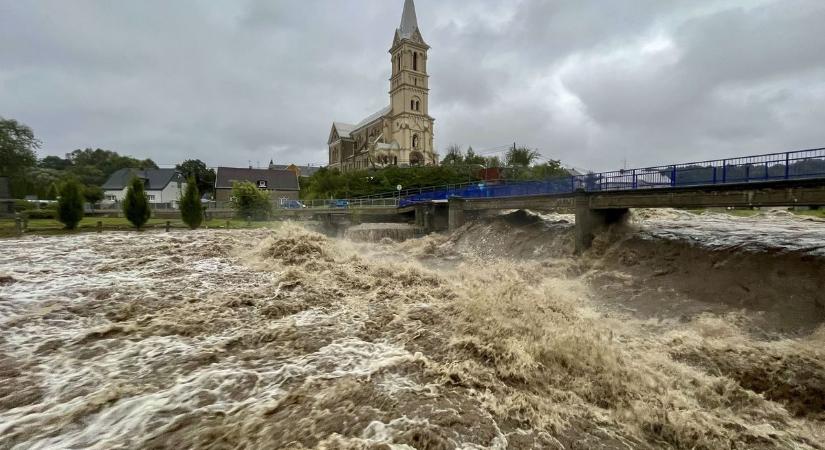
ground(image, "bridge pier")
xmin=575 ymin=194 xmax=629 ymax=253
xmin=448 ymin=198 xmax=466 ymax=231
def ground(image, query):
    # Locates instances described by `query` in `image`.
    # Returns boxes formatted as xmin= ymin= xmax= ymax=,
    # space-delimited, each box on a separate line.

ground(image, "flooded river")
xmin=1 ymin=211 xmax=824 ymax=449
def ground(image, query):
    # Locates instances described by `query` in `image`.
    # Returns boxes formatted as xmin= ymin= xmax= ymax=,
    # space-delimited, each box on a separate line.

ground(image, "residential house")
xmin=102 ymin=168 xmax=187 ymax=205
xmin=214 ymin=167 xmax=300 ymax=203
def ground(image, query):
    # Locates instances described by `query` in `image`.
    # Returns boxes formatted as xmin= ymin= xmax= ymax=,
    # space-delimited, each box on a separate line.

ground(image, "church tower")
xmin=327 ymin=0 xmax=437 ymax=171
xmin=388 ymin=0 xmax=436 ymax=166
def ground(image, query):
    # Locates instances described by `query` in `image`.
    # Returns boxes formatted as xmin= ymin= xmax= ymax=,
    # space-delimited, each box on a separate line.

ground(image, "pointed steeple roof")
xmin=399 ymin=0 xmax=419 ymax=39
xmin=395 ymin=0 xmax=426 ymax=46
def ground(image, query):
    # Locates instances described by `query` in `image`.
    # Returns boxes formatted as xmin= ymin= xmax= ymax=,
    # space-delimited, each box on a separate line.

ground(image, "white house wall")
xmin=104 ymin=182 xmax=186 ymax=204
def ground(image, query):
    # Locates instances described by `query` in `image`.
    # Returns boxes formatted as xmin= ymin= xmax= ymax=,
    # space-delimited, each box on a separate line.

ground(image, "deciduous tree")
xmin=505 ymin=146 xmax=541 ymax=167
xmin=230 ymin=181 xmax=271 ymax=221
xmin=176 ymin=159 xmax=216 ymax=197
xmin=441 ymin=144 xmax=464 ymax=165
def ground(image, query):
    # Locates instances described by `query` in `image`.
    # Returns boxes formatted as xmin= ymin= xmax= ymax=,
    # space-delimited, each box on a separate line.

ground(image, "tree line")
xmin=1 ymin=117 xmax=216 ymax=203
xmin=300 ymin=144 xmax=569 ymax=200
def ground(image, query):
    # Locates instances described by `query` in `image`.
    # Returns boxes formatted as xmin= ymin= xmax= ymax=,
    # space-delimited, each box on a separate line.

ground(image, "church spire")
xmin=398 ymin=0 xmax=419 ymax=39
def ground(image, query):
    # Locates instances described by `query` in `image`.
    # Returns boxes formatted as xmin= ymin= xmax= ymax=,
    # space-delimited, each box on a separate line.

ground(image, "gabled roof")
xmin=330 ymin=105 xmax=391 ymax=144
xmin=102 ymin=168 xmax=183 ymax=191
xmin=269 ymin=164 xmax=322 ymax=177
xmin=354 ymin=105 xmax=391 ymax=130
xmin=333 ymin=122 xmax=355 ymax=139
xmin=215 ymin=167 xmax=299 ymax=191
xmin=329 ymin=122 xmax=355 ymax=145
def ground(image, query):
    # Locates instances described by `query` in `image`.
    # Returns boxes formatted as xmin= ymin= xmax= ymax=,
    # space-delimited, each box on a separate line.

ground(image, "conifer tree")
xmin=122 ymin=177 xmax=151 ymax=229
xmin=57 ymin=179 xmax=84 ymax=230
xmin=46 ymin=183 xmax=59 ymax=200
xmin=179 ymin=176 xmax=203 ymax=229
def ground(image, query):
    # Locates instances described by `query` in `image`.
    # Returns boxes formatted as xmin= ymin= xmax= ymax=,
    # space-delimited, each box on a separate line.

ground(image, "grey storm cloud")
xmin=1 ymin=0 xmax=823 ymax=171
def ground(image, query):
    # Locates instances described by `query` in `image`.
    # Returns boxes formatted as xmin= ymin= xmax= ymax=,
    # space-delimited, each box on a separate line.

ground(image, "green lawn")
xmin=0 ymin=217 xmax=283 ymax=237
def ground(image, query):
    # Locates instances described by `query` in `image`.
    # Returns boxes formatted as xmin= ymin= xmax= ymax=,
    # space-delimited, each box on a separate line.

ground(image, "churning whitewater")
xmin=1 ymin=211 xmax=824 ymax=449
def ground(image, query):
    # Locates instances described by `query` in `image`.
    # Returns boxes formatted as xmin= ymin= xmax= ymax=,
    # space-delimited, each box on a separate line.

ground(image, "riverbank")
xmin=0 ymin=217 xmax=284 ymax=237
xmin=1 ymin=212 xmax=823 ymax=448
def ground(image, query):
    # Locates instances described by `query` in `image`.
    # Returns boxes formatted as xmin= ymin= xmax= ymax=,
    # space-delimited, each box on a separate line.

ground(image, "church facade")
xmin=327 ymin=0 xmax=436 ymax=172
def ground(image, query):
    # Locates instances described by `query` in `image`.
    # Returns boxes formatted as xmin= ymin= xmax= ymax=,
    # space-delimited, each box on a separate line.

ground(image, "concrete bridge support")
xmin=448 ymin=198 xmax=466 ymax=231
xmin=415 ymin=203 xmax=449 ymax=232
xmin=575 ymin=194 xmax=629 ymax=254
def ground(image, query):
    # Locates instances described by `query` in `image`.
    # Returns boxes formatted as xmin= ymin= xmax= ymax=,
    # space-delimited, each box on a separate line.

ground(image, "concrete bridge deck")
xmin=442 ymin=178 xmax=825 ymax=252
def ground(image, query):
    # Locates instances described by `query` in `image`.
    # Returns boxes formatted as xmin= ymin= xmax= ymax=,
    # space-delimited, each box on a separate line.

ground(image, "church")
xmin=327 ymin=0 xmax=437 ymax=172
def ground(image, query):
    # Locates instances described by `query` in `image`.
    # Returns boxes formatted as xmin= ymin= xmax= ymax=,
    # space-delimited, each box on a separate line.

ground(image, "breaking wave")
xmin=0 ymin=213 xmax=824 ymax=449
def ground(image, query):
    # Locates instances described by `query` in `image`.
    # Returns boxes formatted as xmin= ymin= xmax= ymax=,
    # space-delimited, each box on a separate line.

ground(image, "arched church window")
xmin=412 ymin=135 xmax=419 ymax=149
xmin=413 ymin=52 xmax=418 ymax=71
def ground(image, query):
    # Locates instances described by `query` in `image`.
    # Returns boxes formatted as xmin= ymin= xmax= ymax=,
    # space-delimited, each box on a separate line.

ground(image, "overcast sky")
xmin=1 ymin=0 xmax=824 ymax=171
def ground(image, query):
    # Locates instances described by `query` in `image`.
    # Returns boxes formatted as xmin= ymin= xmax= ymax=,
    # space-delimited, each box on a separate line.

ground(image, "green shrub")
xmin=45 ymin=183 xmax=59 ymax=200
xmin=57 ymin=179 xmax=85 ymax=229
xmin=122 ymin=177 xmax=151 ymax=229
xmin=230 ymin=181 xmax=272 ymax=220
xmin=13 ymin=199 xmax=35 ymax=212
xmin=26 ymin=209 xmax=57 ymax=220
xmin=179 ymin=176 xmax=203 ymax=229
xmin=83 ymin=185 xmax=104 ymax=204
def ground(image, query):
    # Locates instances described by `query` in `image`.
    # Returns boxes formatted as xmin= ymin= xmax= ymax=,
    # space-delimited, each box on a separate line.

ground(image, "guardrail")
xmin=398 ymin=147 xmax=825 ymax=207
xmin=279 ymin=198 xmax=399 ymax=210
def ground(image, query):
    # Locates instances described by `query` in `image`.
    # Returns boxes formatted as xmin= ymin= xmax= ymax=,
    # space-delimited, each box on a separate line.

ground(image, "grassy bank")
xmin=0 ymin=217 xmax=283 ymax=238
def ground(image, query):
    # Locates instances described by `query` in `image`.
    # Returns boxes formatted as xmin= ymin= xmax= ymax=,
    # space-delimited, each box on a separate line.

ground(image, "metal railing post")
xmin=670 ymin=166 xmax=677 ymax=187
xmin=632 ymin=169 xmax=637 ymax=189
xmin=722 ymin=160 xmax=727 ymax=183
xmin=785 ymin=152 xmax=790 ymax=179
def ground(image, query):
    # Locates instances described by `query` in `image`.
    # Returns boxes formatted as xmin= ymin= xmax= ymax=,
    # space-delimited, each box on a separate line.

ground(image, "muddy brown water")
xmin=0 ymin=211 xmax=824 ymax=449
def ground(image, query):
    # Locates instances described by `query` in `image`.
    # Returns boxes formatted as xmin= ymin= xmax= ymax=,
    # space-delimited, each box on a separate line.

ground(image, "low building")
xmin=214 ymin=167 xmax=300 ymax=203
xmin=102 ymin=168 xmax=187 ymax=205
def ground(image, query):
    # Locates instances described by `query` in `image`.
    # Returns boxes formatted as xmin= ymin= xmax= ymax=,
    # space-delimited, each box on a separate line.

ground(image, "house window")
xmin=148 ymin=195 xmax=156 ymax=201
xmin=257 ymin=180 xmax=268 ymax=189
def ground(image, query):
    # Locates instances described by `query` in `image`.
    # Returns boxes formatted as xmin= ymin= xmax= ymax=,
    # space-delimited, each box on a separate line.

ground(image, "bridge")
xmin=8 ymin=148 xmax=821 ymax=243
xmin=280 ymin=147 xmax=825 ymax=252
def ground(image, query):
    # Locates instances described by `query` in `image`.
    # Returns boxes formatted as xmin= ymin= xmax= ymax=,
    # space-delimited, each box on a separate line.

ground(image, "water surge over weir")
xmin=0 ymin=213 xmax=823 ymax=449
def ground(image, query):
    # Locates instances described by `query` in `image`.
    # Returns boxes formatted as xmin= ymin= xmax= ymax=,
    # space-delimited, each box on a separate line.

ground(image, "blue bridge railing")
xmin=398 ymin=147 xmax=825 ymax=208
